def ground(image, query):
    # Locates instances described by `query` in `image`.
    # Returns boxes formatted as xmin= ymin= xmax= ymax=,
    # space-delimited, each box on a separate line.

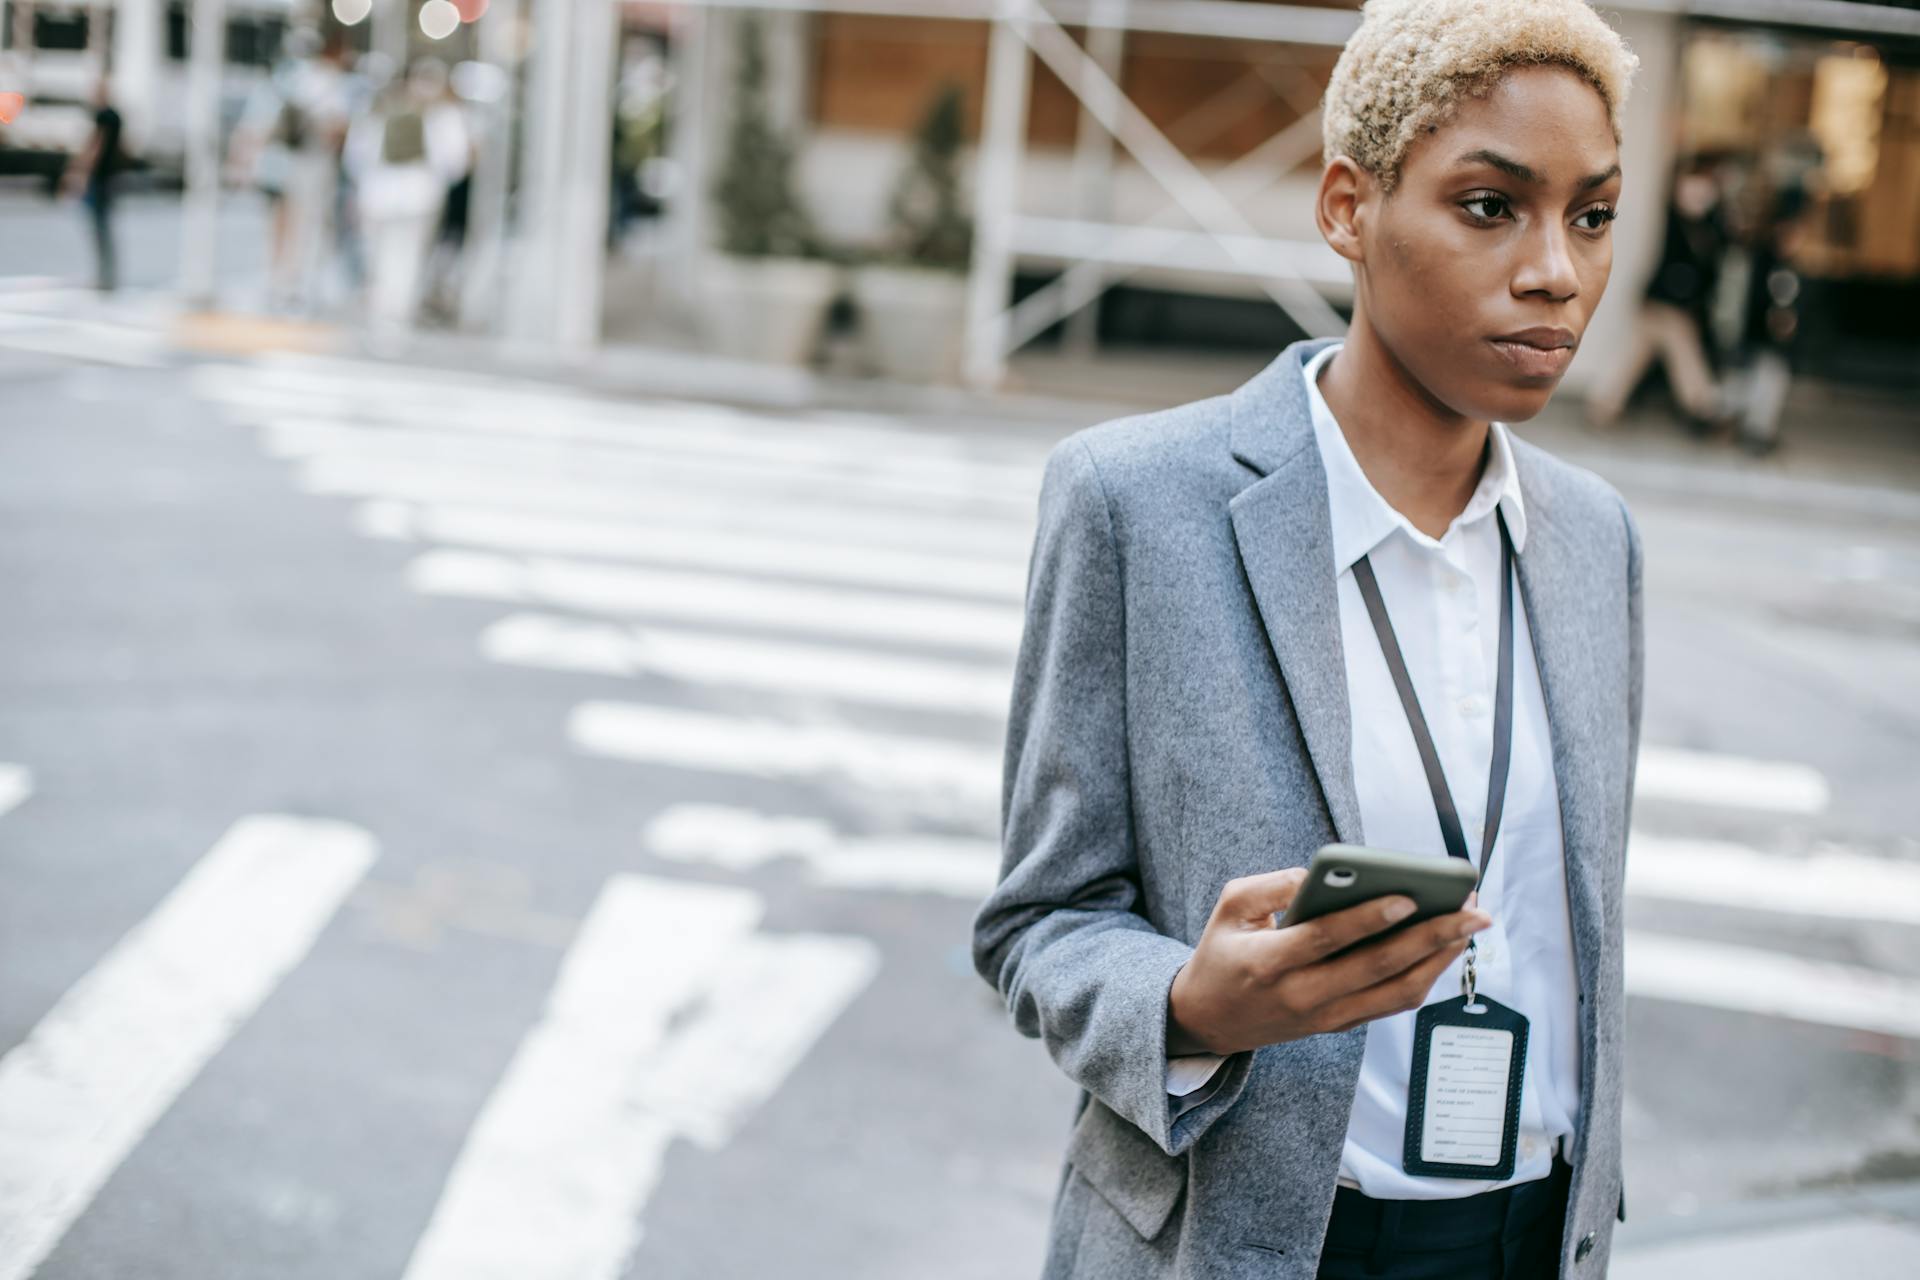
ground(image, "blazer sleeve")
xmin=971 ymin=436 xmax=1255 ymax=1159
xmin=1621 ymin=497 xmax=1645 ymax=844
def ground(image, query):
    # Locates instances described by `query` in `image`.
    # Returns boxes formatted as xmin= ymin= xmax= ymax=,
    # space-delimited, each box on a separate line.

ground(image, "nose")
xmin=1512 ymin=220 xmax=1581 ymax=302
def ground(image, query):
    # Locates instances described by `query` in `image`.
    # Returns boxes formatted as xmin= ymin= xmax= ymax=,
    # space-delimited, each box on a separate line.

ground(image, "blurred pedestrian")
xmin=1725 ymin=182 xmax=1811 ymax=456
xmin=59 ymin=78 xmax=125 ymax=292
xmin=231 ymin=29 xmax=356 ymax=314
xmin=419 ymin=65 xmax=479 ymax=326
xmin=973 ymin=2 xmax=1643 ymax=1278
xmin=1585 ymin=155 xmax=1728 ymax=433
xmin=345 ymin=59 xmax=470 ymax=336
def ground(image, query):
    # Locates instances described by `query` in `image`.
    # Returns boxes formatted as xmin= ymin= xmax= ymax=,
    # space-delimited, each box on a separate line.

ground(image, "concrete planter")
xmin=699 ymin=254 xmax=841 ymax=366
xmin=851 ymin=263 xmax=969 ymax=383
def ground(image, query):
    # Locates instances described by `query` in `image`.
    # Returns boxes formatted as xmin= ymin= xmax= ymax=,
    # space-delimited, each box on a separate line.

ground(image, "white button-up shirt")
xmin=1166 ymin=341 xmax=1582 ymax=1198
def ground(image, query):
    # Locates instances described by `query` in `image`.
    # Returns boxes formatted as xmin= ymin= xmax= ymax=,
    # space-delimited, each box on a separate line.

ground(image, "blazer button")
xmin=1575 ymin=1231 xmax=1596 ymax=1263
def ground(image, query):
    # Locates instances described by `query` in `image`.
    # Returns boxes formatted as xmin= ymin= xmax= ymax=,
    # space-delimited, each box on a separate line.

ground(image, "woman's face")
xmin=1348 ymin=65 xmax=1623 ymax=424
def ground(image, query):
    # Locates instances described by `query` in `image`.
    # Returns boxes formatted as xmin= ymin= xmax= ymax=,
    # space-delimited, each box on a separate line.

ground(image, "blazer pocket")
xmin=1065 ymin=1095 xmax=1188 ymax=1242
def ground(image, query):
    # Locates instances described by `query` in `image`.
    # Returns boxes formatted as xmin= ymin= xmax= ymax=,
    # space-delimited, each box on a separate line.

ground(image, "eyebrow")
xmin=1455 ymin=148 xmax=1621 ymax=191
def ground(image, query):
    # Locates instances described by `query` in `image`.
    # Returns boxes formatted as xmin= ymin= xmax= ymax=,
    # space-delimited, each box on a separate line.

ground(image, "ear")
xmin=1316 ymin=155 xmax=1373 ymax=266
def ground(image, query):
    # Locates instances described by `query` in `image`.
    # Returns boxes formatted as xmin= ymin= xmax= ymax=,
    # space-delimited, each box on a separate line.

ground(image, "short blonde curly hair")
xmin=1322 ymin=0 xmax=1640 ymax=193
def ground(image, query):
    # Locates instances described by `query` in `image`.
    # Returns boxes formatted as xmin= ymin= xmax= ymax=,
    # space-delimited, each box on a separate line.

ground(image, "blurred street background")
xmin=3 ymin=1 xmax=1919 ymax=1278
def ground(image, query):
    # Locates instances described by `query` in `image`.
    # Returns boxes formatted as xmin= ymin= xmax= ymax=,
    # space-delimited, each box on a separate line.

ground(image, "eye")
xmin=1462 ymin=194 xmax=1511 ymax=222
xmin=1574 ymin=204 xmax=1617 ymax=233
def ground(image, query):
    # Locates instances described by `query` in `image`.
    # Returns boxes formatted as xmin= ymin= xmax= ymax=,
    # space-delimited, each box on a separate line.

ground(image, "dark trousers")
xmin=84 ymin=185 xmax=117 ymax=292
xmin=1316 ymin=1159 xmax=1573 ymax=1279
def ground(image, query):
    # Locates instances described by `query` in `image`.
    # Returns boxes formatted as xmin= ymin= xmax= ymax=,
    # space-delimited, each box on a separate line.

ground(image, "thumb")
xmin=1217 ymin=867 xmax=1307 ymax=929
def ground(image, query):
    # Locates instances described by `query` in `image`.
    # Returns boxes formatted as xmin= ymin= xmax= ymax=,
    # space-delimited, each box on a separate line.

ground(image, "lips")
xmin=1488 ymin=328 xmax=1577 ymax=379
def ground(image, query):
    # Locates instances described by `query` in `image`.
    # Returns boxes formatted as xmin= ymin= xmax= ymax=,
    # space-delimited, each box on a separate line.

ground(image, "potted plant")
xmin=851 ymin=83 xmax=974 ymax=383
xmin=701 ymin=14 xmax=839 ymax=366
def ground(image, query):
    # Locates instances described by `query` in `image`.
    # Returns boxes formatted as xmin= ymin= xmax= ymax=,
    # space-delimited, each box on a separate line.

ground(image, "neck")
xmin=1316 ymin=315 xmax=1491 ymax=541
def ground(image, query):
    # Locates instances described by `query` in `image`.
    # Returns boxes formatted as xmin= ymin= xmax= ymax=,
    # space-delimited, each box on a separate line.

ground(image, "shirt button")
xmin=1522 ymin=1136 xmax=1539 ymax=1158
xmin=1460 ymin=695 xmax=1486 ymax=717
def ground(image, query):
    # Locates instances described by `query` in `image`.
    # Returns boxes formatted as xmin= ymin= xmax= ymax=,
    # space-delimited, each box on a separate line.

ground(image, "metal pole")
xmin=556 ymin=0 xmax=616 ymax=351
xmin=962 ymin=0 xmax=1032 ymax=391
xmin=663 ymin=2 xmax=712 ymax=296
xmin=178 ymin=0 xmax=226 ymax=307
xmin=111 ymin=0 xmax=163 ymax=155
xmin=511 ymin=0 xmax=575 ymax=345
xmin=1063 ymin=0 xmax=1124 ymax=357
xmin=458 ymin=0 xmax=523 ymax=332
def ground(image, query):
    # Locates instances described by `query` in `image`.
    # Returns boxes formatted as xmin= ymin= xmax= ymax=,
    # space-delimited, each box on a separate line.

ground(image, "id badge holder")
xmin=1402 ymin=946 xmax=1529 ymax=1180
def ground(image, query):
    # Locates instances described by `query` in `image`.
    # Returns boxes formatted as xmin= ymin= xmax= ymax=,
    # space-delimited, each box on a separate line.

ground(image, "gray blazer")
xmin=972 ymin=336 xmax=1644 ymax=1278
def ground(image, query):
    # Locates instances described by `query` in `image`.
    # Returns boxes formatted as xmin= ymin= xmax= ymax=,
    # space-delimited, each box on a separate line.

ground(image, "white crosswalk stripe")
xmin=0 ymin=815 xmax=377 ymax=1280
xmin=0 ymin=766 xmax=31 ymax=819
xmin=1625 ymin=932 xmax=1920 ymax=1041
xmin=400 ymin=874 xmax=877 ymax=1280
xmin=260 ymin=417 xmax=1040 ymax=513
xmin=644 ymin=803 xmax=1001 ymax=899
xmin=480 ymin=613 xmax=1014 ymax=717
xmin=410 ymin=549 xmax=1023 ymax=654
xmin=1627 ymin=834 xmax=1920 ymax=927
xmin=568 ymin=701 xmax=1000 ymax=824
xmin=1634 ymin=745 xmax=1830 ymax=815
xmin=314 ymin=473 xmax=1032 ymax=558
xmin=360 ymin=500 xmax=1027 ymax=600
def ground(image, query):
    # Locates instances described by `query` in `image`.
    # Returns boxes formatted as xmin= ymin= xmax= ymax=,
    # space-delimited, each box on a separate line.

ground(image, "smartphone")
xmin=1274 ymin=844 xmax=1479 ymax=942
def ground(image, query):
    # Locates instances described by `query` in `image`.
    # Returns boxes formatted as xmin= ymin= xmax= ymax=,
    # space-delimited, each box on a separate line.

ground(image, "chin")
xmin=1476 ymin=381 xmax=1560 ymax=425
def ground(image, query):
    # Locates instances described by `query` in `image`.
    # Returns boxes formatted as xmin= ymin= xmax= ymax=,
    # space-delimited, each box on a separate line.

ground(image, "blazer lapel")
xmin=1225 ymin=339 xmax=1364 ymax=848
xmin=1508 ymin=448 xmax=1608 ymax=991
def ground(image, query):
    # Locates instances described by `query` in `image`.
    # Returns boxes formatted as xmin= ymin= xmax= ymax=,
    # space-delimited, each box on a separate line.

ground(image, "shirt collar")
xmin=1300 ymin=341 xmax=1528 ymax=573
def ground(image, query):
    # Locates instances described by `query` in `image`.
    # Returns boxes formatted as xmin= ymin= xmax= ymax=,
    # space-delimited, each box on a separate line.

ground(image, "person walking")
xmin=231 ymin=30 xmax=355 ymax=314
xmin=1584 ymin=155 xmax=1728 ymax=433
xmin=972 ymin=2 xmax=1644 ymax=1277
xmin=60 ymin=78 xmax=125 ymax=292
xmin=1725 ymin=182 xmax=1811 ymax=456
xmin=344 ymin=59 xmax=470 ymax=336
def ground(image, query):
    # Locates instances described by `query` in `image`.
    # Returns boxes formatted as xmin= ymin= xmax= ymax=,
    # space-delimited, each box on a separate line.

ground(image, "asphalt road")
xmin=0 ymin=289 xmax=1916 ymax=1278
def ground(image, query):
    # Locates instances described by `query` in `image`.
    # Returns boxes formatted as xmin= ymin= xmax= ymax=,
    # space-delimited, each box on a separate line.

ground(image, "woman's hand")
xmin=1167 ymin=867 xmax=1491 ymax=1057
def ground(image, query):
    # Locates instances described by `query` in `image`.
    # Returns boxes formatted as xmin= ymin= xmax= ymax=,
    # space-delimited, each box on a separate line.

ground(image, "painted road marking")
xmin=480 ymin=613 xmax=1013 ymax=717
xmin=212 ymin=383 xmax=1045 ymax=486
xmin=1628 ymin=835 xmax=1920 ymax=927
xmin=0 ymin=766 xmax=31 ymax=819
xmin=258 ymin=418 xmax=1037 ymax=513
xmin=1636 ymin=746 xmax=1829 ymax=815
xmin=409 ymin=550 xmax=1024 ymax=655
xmin=0 ymin=315 xmax=167 ymax=369
xmin=400 ymin=875 xmax=876 ymax=1280
xmin=0 ymin=815 xmax=377 ymax=1280
xmin=568 ymin=702 xmax=1000 ymax=821
xmin=198 ymin=360 xmax=1046 ymax=468
xmin=307 ymin=466 xmax=1032 ymax=558
xmin=1626 ymin=931 xmax=1920 ymax=1041
xmin=353 ymin=501 xmax=1024 ymax=601
xmin=643 ymin=804 xmax=1000 ymax=899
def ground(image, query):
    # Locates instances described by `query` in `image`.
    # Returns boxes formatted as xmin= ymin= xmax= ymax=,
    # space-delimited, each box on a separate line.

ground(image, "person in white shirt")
xmin=344 ymin=58 xmax=471 ymax=336
xmin=972 ymin=2 xmax=1644 ymax=1277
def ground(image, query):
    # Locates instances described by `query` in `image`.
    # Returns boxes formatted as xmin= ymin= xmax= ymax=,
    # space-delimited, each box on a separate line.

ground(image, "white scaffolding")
xmin=655 ymin=0 xmax=1361 ymax=388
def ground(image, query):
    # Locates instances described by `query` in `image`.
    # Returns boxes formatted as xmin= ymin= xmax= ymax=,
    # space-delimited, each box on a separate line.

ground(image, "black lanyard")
xmin=1350 ymin=507 xmax=1516 ymax=895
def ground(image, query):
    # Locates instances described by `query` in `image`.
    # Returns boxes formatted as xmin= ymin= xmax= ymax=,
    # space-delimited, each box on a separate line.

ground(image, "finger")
xmin=1264 ymin=891 xmax=1425 ymax=967
xmin=1315 ymin=936 xmax=1470 ymax=1033
xmin=1297 ymin=908 xmax=1491 ymax=1004
xmin=1216 ymin=868 xmax=1308 ymax=929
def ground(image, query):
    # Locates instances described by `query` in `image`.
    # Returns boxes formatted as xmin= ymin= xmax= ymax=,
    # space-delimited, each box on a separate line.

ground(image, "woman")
xmin=971 ymin=2 xmax=1644 ymax=1278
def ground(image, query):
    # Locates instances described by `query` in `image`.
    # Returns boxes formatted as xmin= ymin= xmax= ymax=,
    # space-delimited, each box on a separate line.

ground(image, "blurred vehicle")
xmin=0 ymin=0 xmax=288 ymax=191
